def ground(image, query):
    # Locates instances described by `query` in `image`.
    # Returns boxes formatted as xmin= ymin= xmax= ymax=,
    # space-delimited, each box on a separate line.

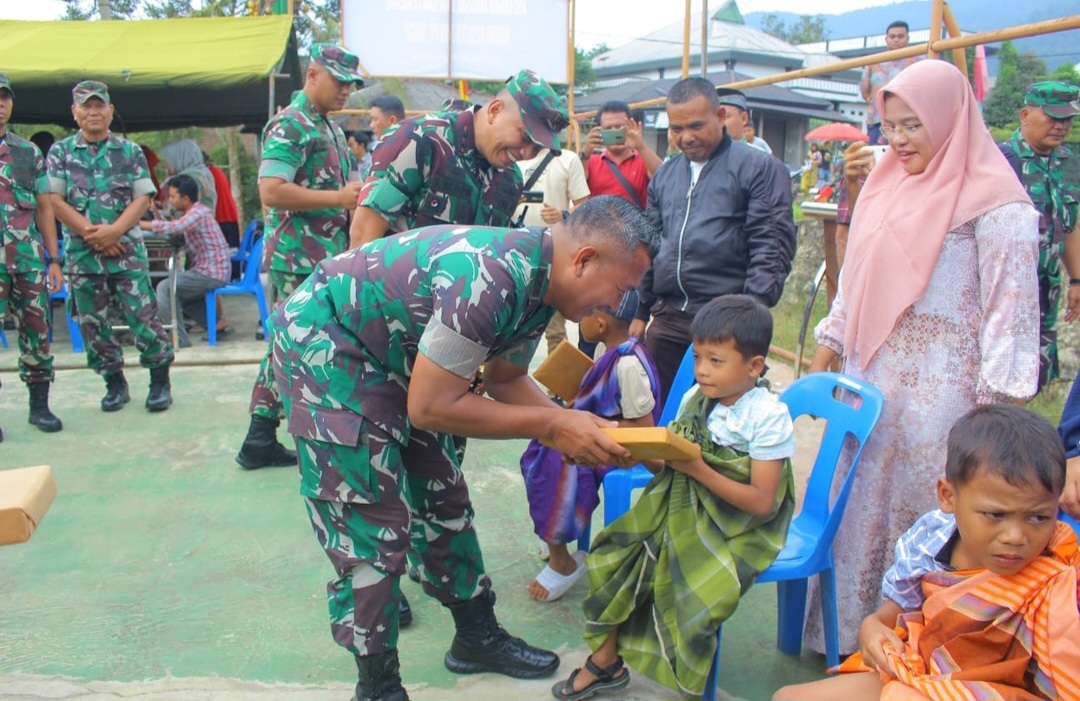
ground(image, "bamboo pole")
xmin=701 ymin=1 xmax=709 ymax=77
xmin=941 ymin=3 xmax=967 ymax=76
xmin=682 ymin=0 xmax=691 ymax=78
xmin=927 ymin=0 xmax=944 ymax=59
xmin=568 ymin=0 xmax=579 ymax=153
xmin=577 ymin=14 xmax=1080 ymax=116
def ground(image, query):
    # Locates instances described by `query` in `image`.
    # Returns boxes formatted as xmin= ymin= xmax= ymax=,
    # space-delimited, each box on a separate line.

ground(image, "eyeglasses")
xmin=880 ymin=123 xmax=922 ymax=139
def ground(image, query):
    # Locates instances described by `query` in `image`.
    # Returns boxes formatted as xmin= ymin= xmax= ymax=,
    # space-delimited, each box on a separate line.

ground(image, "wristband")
xmin=1071 ymin=278 xmax=1080 ymax=286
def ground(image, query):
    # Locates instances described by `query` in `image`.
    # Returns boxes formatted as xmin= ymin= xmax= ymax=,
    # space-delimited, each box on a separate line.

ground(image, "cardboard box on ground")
xmin=0 ymin=465 xmax=56 ymax=546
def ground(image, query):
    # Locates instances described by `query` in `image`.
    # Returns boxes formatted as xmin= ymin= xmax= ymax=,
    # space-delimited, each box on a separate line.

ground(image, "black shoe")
xmin=235 ymin=415 xmax=298 ymax=470
xmin=444 ymin=590 xmax=559 ymax=679
xmin=101 ymin=372 xmax=130 ymax=412
xmin=27 ymin=382 xmax=63 ymax=433
xmin=352 ymin=650 xmax=409 ymax=701
xmin=398 ymin=594 xmax=413 ymax=629
xmin=145 ymin=366 xmax=172 ymax=412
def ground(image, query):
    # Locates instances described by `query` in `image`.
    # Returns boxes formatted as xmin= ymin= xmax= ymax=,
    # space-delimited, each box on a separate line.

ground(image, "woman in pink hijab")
xmin=803 ymin=60 xmax=1040 ymax=655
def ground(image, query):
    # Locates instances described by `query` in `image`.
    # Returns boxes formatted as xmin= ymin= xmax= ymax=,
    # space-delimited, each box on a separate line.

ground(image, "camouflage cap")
xmin=0 ymin=73 xmax=12 ymax=97
xmin=504 ymin=69 xmax=570 ymax=154
xmin=72 ymin=80 xmax=110 ymax=105
xmin=311 ymin=44 xmax=364 ymax=87
xmin=1024 ymin=81 xmax=1079 ymax=119
xmin=716 ymin=87 xmax=748 ymax=112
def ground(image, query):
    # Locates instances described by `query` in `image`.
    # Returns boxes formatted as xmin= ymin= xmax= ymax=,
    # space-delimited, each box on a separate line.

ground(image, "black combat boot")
xmin=235 ymin=415 xmax=297 ymax=469
xmin=27 ymin=382 xmax=63 ymax=433
xmin=444 ymin=590 xmax=559 ymax=679
xmin=145 ymin=365 xmax=172 ymax=412
xmin=101 ymin=372 xmax=130 ymax=412
xmin=352 ymin=650 xmax=409 ymax=701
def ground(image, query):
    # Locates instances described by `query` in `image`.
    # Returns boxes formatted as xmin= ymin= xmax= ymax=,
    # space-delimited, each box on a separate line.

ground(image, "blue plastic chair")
xmin=48 ymin=283 xmax=85 ymax=353
xmin=601 ymin=344 xmax=698 ymax=526
xmin=702 ymin=372 xmax=885 ymax=699
xmin=1062 ymin=510 xmax=1080 ymax=536
xmin=0 ymin=325 xmax=6 ymax=349
xmin=205 ymin=236 xmax=270 ymax=346
xmin=230 ymin=219 xmax=262 ymax=280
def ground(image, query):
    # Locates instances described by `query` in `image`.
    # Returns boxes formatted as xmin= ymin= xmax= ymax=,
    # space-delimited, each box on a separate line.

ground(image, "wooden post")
xmin=682 ymin=0 xmax=691 ymax=78
xmin=568 ymin=0 xmax=578 ymax=153
xmin=942 ymin=3 xmax=968 ymax=77
xmin=927 ymin=0 xmax=945 ymax=59
xmin=447 ymin=0 xmax=454 ymax=78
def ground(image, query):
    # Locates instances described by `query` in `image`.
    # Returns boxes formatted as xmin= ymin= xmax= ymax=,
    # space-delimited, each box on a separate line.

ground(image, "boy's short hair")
xmin=689 ymin=294 xmax=772 ymax=359
xmin=168 ymin=173 xmax=199 ymax=203
xmin=945 ymin=404 xmax=1066 ymax=495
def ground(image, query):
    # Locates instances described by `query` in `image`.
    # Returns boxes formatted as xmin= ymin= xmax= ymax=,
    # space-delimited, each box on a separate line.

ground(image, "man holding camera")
xmin=581 ymin=100 xmax=662 ymax=211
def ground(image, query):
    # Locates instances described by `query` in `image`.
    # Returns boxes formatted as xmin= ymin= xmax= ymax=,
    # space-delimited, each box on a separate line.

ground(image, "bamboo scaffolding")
xmin=942 ymin=3 xmax=967 ymax=75
xmin=927 ymin=0 xmax=945 ymax=59
xmin=584 ymin=13 xmax=1080 ymax=116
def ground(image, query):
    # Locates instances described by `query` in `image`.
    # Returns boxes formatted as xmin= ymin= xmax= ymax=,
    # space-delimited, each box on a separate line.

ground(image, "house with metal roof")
xmin=581 ymin=0 xmax=863 ymax=165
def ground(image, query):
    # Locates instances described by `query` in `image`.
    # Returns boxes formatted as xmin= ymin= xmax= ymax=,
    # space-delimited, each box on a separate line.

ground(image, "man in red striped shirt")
xmin=581 ymin=101 xmax=662 ymax=211
xmin=139 ymin=174 xmax=231 ymax=348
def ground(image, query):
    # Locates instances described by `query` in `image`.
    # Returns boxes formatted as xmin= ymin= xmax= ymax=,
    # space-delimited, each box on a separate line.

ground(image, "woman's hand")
xmin=844 ymin=141 xmax=875 ymax=183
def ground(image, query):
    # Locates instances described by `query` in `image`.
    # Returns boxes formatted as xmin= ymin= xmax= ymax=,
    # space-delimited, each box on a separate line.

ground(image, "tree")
xmin=983 ymin=40 xmax=1047 ymax=128
xmin=759 ymin=13 xmax=828 ymax=45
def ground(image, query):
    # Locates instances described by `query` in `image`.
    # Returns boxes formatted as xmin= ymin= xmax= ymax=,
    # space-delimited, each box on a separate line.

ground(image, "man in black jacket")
xmin=629 ymin=79 xmax=796 ymax=398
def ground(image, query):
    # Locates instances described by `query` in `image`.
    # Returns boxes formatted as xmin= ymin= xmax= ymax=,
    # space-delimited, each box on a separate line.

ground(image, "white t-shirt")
xmin=689 ymin=159 xmax=706 ymax=187
xmin=594 ymin=342 xmax=656 ymax=420
xmin=513 ymin=150 xmax=591 ymax=228
xmin=677 ymin=385 xmax=795 ymax=460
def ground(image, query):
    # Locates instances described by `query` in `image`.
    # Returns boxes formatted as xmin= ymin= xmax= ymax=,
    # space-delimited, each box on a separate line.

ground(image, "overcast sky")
xmin=1 ymin=0 xmax=904 ymax=48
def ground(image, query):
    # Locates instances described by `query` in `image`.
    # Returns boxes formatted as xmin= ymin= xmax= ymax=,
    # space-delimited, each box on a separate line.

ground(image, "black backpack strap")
xmin=602 ymin=158 xmax=644 ymax=210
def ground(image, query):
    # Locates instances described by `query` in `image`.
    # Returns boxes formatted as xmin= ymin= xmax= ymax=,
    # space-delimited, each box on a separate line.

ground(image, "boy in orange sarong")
xmin=775 ymin=404 xmax=1080 ymax=701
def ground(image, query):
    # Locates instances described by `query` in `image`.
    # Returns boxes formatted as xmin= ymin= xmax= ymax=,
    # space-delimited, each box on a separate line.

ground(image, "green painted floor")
xmin=0 ymin=310 xmax=828 ymax=701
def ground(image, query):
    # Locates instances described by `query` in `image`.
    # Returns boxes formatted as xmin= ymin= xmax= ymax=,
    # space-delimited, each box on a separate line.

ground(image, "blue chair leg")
xmin=206 ymin=292 xmax=219 ymax=346
xmin=0 ymin=326 xmax=7 ymax=349
xmin=603 ymin=479 xmax=633 ymax=526
xmin=819 ymin=565 xmax=841 ymax=670
xmin=577 ymin=522 xmax=591 ymax=552
xmin=703 ymin=624 xmax=722 ymax=701
xmin=255 ymin=286 xmax=270 ymax=342
xmin=775 ymin=577 xmax=809 ymax=656
xmin=66 ymin=307 xmax=84 ymax=353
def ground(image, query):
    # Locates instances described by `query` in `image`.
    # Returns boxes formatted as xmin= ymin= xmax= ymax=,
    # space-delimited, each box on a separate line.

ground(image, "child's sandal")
xmin=550 ymin=654 xmax=630 ymax=700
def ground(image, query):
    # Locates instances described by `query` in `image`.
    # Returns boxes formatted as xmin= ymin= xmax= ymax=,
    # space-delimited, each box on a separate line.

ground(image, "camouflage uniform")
xmin=0 ymin=130 xmax=53 ymax=389
xmin=46 ymin=130 xmax=173 ymax=376
xmin=359 ymin=108 xmax=524 ymax=232
xmin=247 ymin=87 xmax=355 ymax=420
xmin=1004 ymin=82 xmax=1080 ymax=389
xmin=359 ymin=69 xmax=571 ymax=234
xmin=271 ymin=225 xmax=555 ymax=656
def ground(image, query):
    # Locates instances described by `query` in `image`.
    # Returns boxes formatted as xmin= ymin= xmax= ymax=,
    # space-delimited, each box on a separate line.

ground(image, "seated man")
xmin=140 ymin=174 xmax=231 ymax=348
xmin=774 ymin=404 xmax=1080 ymax=701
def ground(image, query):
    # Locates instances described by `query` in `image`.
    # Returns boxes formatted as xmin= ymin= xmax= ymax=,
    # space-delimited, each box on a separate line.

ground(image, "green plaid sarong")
xmin=583 ymin=389 xmax=795 ymax=695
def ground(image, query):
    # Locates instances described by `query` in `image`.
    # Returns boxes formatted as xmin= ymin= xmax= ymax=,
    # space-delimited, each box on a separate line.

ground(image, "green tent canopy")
xmin=0 ymin=14 xmax=302 ymax=131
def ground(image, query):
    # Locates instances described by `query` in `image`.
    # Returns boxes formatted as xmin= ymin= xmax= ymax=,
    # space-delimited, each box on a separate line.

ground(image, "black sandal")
xmin=551 ymin=655 xmax=630 ymax=701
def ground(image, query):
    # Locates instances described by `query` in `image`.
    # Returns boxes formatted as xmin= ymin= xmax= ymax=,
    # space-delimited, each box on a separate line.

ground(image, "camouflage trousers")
xmin=0 ymin=267 xmax=54 ymax=389
xmin=1036 ymin=249 xmax=1063 ymax=392
xmin=249 ymin=270 xmax=307 ymax=420
xmin=68 ymin=269 xmax=174 ymax=376
xmin=299 ymin=426 xmax=491 ymax=657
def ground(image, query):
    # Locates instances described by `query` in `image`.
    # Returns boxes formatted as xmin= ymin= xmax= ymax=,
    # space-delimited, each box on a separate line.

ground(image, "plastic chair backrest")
xmin=779 ymin=372 xmax=884 ymax=554
xmin=657 ymin=344 xmax=698 ymax=426
xmin=238 ymin=219 xmax=260 ymax=257
xmin=239 ymin=237 xmax=264 ymax=289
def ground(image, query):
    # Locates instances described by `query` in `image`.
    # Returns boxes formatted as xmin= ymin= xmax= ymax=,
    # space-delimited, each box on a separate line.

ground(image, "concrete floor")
xmin=0 ymin=296 xmax=830 ymax=701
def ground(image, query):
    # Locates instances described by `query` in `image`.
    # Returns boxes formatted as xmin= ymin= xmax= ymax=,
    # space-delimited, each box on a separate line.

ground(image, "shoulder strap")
xmin=997 ymin=141 xmax=1022 ymax=181
xmin=602 ymin=157 xmax=644 ymax=210
xmin=523 ymin=150 xmax=556 ymax=191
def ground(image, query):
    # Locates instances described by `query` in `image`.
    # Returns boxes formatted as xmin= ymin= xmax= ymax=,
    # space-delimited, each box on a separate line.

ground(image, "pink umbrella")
xmin=804 ymin=122 xmax=869 ymax=143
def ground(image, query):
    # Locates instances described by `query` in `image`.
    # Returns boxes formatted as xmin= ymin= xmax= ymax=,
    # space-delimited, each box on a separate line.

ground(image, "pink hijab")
xmin=839 ymin=60 xmax=1032 ymax=370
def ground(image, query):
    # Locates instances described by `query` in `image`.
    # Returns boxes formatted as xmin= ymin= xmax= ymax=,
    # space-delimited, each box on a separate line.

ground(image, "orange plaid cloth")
xmin=836 ymin=521 xmax=1080 ymax=700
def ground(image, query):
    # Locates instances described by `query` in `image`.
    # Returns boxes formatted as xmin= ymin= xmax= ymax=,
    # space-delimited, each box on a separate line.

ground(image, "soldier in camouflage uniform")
xmin=1000 ymin=81 xmax=1080 ymax=391
xmin=0 ymin=73 xmax=64 ymax=441
xmin=349 ymin=68 xmax=570 ymax=247
xmin=234 ymin=44 xmax=364 ymax=470
xmin=46 ymin=80 xmax=174 ymax=412
xmin=347 ymin=68 xmax=569 ymax=625
xmin=272 ymin=196 xmax=657 ymax=701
